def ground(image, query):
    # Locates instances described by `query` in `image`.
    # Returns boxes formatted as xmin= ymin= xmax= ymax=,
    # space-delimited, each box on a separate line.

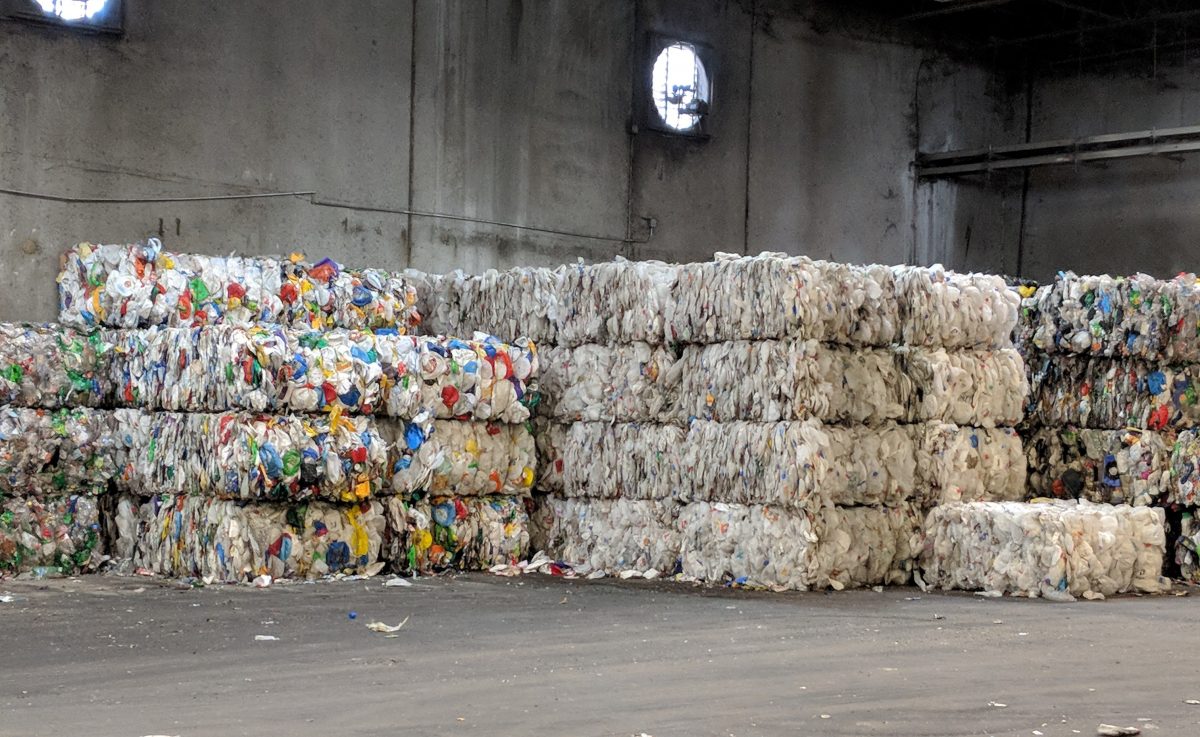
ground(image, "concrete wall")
xmin=0 ymin=0 xmax=998 ymax=322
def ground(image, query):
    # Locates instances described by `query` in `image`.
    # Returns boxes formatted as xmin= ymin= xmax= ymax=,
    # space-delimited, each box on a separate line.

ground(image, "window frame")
xmin=0 ymin=0 xmax=124 ymax=36
xmin=636 ymin=32 xmax=716 ymax=140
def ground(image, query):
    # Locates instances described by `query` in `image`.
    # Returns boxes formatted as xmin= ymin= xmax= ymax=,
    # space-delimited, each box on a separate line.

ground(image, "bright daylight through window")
xmin=651 ymin=42 xmax=709 ymax=132
xmin=34 ymin=0 xmax=107 ymax=21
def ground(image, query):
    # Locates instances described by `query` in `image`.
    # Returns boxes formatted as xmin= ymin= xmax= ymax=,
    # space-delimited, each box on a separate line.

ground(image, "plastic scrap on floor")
xmin=920 ymin=500 xmax=1168 ymax=599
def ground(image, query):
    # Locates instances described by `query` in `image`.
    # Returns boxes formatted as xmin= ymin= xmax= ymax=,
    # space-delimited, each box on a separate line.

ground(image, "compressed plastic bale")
xmin=382 ymin=420 xmax=537 ymax=499
xmin=811 ymin=259 xmax=899 ymax=347
xmin=0 ymin=324 xmax=114 ymax=408
xmin=1029 ymin=272 xmax=1173 ymax=359
xmin=539 ymin=343 xmax=679 ymax=422
xmin=125 ymin=494 xmax=387 ymax=582
xmin=533 ymin=495 xmax=681 ymax=574
xmin=919 ymin=500 xmax=1168 ymax=599
xmin=0 ymin=495 xmax=104 ymax=573
xmin=799 ymin=344 xmax=909 ymax=424
xmin=558 ymin=258 xmax=677 ymax=346
xmin=560 ymin=422 xmax=683 ymax=501
xmin=397 ymin=495 xmax=530 ymax=571
xmin=899 ymin=348 xmax=1027 ymax=428
xmin=914 ymin=424 xmax=1026 ymax=506
xmin=677 ymin=501 xmax=816 ymax=589
xmin=1175 ymin=510 xmax=1200 ymax=583
xmin=1025 ymin=352 xmax=1200 ymax=431
xmin=1024 ymin=427 xmax=1171 ymax=507
xmin=1167 ymin=429 xmax=1200 ymax=506
xmin=0 ymin=407 xmax=121 ymax=496
xmin=441 ymin=267 xmax=563 ymax=345
xmin=808 ymin=504 xmax=922 ymax=588
xmin=894 ymin=264 xmax=1019 ymax=349
xmin=57 ymin=241 xmax=421 ymax=332
xmin=107 ymin=325 xmax=538 ymax=422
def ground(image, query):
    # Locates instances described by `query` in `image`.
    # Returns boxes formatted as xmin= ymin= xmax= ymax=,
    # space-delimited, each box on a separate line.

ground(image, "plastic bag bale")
xmin=0 ymin=407 xmax=120 ymax=496
xmin=0 ymin=324 xmax=113 ymax=408
xmin=381 ymin=420 xmax=536 ymax=499
xmin=557 ymin=258 xmax=675 ymax=346
xmin=400 ymin=495 xmax=530 ymax=571
xmin=677 ymin=501 xmax=816 ymax=589
xmin=669 ymin=253 xmax=827 ymax=345
xmin=0 ymin=495 xmax=104 ymax=574
xmin=893 ymin=264 xmax=1019 ymax=349
xmin=539 ymin=343 xmax=679 ymax=422
xmin=533 ymin=495 xmax=681 ymax=574
xmin=559 ymin=422 xmax=683 ymax=501
xmin=1024 ymin=427 xmax=1170 ymax=507
xmin=914 ymin=424 xmax=1026 ymax=506
xmin=900 ymin=348 xmax=1027 ymax=428
xmin=920 ymin=500 xmax=1168 ymax=599
xmin=808 ymin=504 xmax=922 ymax=588
xmin=1025 ymin=353 xmax=1200 ymax=431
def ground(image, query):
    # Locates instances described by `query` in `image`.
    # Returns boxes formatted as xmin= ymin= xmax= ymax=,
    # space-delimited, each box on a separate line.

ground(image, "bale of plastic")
xmin=919 ymin=500 xmax=1169 ymax=599
xmin=115 ymin=494 xmax=388 ymax=581
xmin=914 ymin=424 xmax=1026 ymax=506
xmin=0 ymin=495 xmax=105 ymax=573
xmin=1175 ymin=510 xmax=1200 ymax=583
xmin=390 ymin=495 xmax=530 ymax=572
xmin=106 ymin=325 xmax=537 ymax=422
xmin=559 ymin=258 xmax=678 ymax=347
xmin=898 ymin=347 xmax=1027 ymax=427
xmin=58 ymin=240 xmax=421 ymax=332
xmin=530 ymin=495 xmax=682 ymax=574
xmin=1024 ymin=427 xmax=1171 ymax=507
xmin=559 ymin=422 xmax=684 ymax=500
xmin=379 ymin=420 xmax=536 ymax=499
xmin=1025 ymin=352 xmax=1200 ymax=431
xmin=893 ymin=264 xmax=1020 ymax=349
xmin=0 ymin=324 xmax=113 ymax=408
xmin=0 ymin=407 xmax=121 ymax=496
xmin=1167 ymin=429 xmax=1200 ymax=506
xmin=538 ymin=343 xmax=679 ymax=422
xmin=677 ymin=501 xmax=921 ymax=590
xmin=533 ymin=420 xmax=568 ymax=493
xmin=432 ymin=267 xmax=563 ymax=345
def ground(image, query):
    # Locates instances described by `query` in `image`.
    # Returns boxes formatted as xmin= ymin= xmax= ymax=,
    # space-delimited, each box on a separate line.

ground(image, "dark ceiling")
xmin=876 ymin=1 xmax=1200 ymax=72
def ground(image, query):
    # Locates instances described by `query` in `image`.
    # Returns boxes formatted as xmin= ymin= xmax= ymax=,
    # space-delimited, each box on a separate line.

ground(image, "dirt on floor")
xmin=1 ymin=573 xmax=1198 ymax=737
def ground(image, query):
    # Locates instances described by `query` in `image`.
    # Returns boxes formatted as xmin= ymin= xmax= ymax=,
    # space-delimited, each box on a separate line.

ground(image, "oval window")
xmin=651 ymin=42 xmax=709 ymax=133
xmin=35 ymin=0 xmax=109 ymax=21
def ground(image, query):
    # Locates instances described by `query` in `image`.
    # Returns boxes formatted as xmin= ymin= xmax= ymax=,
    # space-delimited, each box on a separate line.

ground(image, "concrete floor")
xmin=1 ymin=575 xmax=1198 ymax=737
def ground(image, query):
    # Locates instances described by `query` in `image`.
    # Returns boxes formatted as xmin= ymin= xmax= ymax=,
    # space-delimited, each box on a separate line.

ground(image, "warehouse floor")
xmin=1 ymin=575 xmax=1196 ymax=737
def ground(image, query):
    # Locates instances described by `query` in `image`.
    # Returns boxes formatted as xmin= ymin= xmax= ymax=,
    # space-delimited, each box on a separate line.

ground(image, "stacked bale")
xmin=430 ymin=253 xmax=1027 ymax=590
xmin=0 ymin=241 xmax=539 ymax=581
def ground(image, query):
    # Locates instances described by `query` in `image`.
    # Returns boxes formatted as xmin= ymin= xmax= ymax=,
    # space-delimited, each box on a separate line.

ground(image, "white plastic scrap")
xmin=58 ymin=241 xmax=421 ymax=332
xmin=915 ymin=423 xmax=1026 ymax=506
xmin=920 ymin=500 xmax=1168 ymax=599
xmin=1025 ymin=427 xmax=1171 ymax=507
xmin=893 ymin=264 xmax=1019 ymax=350
xmin=538 ymin=343 xmax=679 ymax=422
xmin=105 ymin=325 xmax=538 ymax=422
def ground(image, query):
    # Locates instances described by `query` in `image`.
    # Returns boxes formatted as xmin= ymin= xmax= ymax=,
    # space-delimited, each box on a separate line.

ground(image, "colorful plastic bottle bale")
xmin=0 ymin=495 xmax=104 ymax=574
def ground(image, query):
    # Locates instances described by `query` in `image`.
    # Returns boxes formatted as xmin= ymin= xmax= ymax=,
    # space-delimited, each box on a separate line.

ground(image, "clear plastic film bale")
xmin=1025 ymin=353 xmax=1200 ymax=431
xmin=0 ymin=495 xmax=104 ymax=573
xmin=0 ymin=324 xmax=113 ymax=408
xmin=381 ymin=420 xmax=536 ymax=499
xmin=532 ymin=495 xmax=681 ymax=574
xmin=123 ymin=494 xmax=386 ymax=582
xmin=893 ymin=264 xmax=1019 ymax=349
xmin=539 ymin=343 xmax=679 ymax=422
xmin=899 ymin=348 xmax=1027 ymax=428
xmin=1024 ymin=427 xmax=1170 ymax=507
xmin=808 ymin=504 xmax=922 ymax=588
xmin=0 ymin=407 xmax=120 ymax=496
xmin=398 ymin=495 xmax=529 ymax=572
xmin=920 ymin=500 xmax=1168 ymax=599
xmin=914 ymin=424 xmax=1026 ymax=506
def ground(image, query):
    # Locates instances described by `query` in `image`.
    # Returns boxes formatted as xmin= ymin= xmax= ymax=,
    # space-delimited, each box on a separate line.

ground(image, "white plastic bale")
xmin=538 ymin=343 xmax=679 ymax=422
xmin=914 ymin=424 xmax=1026 ymax=506
xmin=121 ymin=494 xmax=387 ymax=582
xmin=920 ymin=500 xmax=1168 ymax=599
xmin=105 ymin=325 xmax=537 ymax=422
xmin=1024 ymin=427 xmax=1171 ymax=507
xmin=557 ymin=258 xmax=676 ymax=346
xmin=532 ymin=495 xmax=681 ymax=574
xmin=677 ymin=501 xmax=920 ymax=590
xmin=57 ymin=241 xmax=421 ymax=332
xmin=0 ymin=324 xmax=113 ymax=408
xmin=0 ymin=495 xmax=104 ymax=573
xmin=893 ymin=264 xmax=1019 ymax=349
xmin=812 ymin=260 xmax=900 ymax=347
xmin=1025 ymin=352 xmax=1200 ymax=431
xmin=559 ymin=422 xmax=683 ymax=501
xmin=0 ymin=407 xmax=121 ymax=496
xmin=395 ymin=495 xmax=530 ymax=571
xmin=445 ymin=267 xmax=563 ymax=345
xmin=533 ymin=420 xmax=567 ymax=493
xmin=899 ymin=348 xmax=1027 ymax=427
